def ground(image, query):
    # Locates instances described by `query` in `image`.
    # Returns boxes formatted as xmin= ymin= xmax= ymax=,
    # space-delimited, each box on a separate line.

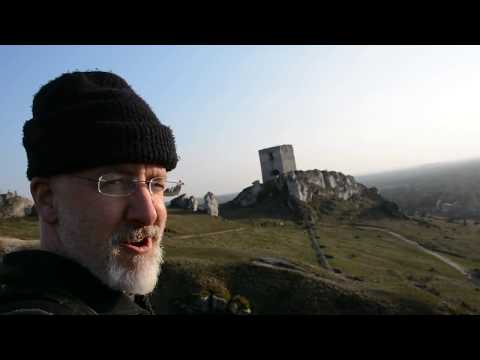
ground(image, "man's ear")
xmin=30 ymin=177 xmax=58 ymax=224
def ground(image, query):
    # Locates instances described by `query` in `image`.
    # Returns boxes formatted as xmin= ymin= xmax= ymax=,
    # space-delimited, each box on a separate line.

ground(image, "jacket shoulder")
xmin=0 ymin=285 xmax=98 ymax=315
xmin=0 ymin=250 xmax=152 ymax=315
xmin=0 ymin=255 xmax=98 ymax=315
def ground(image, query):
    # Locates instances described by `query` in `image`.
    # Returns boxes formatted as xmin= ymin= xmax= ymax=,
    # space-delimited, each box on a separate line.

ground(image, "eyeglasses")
xmin=70 ymin=174 xmax=184 ymax=198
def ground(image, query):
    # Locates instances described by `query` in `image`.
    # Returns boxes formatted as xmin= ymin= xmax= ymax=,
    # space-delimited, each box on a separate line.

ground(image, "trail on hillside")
xmin=353 ymin=225 xmax=480 ymax=286
xmin=167 ymin=227 xmax=245 ymax=240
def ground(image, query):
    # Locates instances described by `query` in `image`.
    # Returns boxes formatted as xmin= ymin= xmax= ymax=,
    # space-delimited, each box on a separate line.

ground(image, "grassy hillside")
xmin=2 ymin=209 xmax=480 ymax=314
xmin=159 ymin=209 xmax=480 ymax=314
xmin=0 ymin=217 xmax=40 ymax=240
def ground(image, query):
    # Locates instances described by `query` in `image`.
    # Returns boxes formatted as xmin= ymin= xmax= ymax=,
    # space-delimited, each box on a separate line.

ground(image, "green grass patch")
xmin=0 ymin=217 xmax=40 ymax=240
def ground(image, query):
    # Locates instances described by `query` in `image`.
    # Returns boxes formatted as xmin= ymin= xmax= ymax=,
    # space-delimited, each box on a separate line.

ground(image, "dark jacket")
xmin=0 ymin=250 xmax=155 ymax=315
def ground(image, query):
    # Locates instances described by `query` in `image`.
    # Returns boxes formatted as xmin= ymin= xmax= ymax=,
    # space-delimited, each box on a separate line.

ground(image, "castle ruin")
xmin=258 ymin=145 xmax=297 ymax=183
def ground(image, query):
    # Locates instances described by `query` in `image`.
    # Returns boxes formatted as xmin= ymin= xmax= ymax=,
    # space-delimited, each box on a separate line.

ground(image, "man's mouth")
xmin=120 ymin=237 xmax=153 ymax=254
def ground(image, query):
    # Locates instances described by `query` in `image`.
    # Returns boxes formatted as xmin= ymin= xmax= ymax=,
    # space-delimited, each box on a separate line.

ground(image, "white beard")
xmin=105 ymin=242 xmax=164 ymax=295
xmin=53 ymin=194 xmax=163 ymax=295
xmin=56 ymin=214 xmax=165 ymax=295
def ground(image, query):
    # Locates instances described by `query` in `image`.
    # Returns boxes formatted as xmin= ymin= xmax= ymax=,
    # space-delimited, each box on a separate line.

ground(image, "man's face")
xmin=51 ymin=163 xmax=168 ymax=295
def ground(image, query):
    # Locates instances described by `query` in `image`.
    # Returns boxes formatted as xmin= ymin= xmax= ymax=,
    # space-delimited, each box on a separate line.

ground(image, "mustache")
xmin=111 ymin=224 xmax=162 ymax=246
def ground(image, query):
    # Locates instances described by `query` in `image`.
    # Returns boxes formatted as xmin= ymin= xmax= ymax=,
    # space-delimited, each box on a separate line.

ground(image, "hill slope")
xmin=159 ymin=210 xmax=480 ymax=314
xmin=357 ymin=158 xmax=480 ymax=218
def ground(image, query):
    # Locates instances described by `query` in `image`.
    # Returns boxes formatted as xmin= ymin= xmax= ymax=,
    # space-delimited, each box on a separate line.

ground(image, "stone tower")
xmin=258 ymin=145 xmax=297 ymax=183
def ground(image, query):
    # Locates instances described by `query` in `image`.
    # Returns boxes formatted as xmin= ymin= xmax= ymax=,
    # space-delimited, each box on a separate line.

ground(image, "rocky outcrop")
xmin=0 ymin=192 xmax=34 ymax=219
xmin=281 ymin=170 xmax=366 ymax=202
xmin=225 ymin=169 xmax=405 ymax=220
xmin=203 ymin=192 xmax=219 ymax=217
xmin=231 ymin=170 xmax=368 ymax=207
xmin=169 ymin=194 xmax=198 ymax=212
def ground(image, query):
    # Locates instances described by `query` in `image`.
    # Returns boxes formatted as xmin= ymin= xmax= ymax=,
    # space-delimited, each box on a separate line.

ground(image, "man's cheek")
xmin=87 ymin=216 xmax=118 ymax=245
xmin=94 ymin=207 xmax=125 ymax=228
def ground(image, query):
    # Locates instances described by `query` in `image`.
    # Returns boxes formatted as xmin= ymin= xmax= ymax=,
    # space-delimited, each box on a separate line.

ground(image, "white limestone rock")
xmin=204 ymin=192 xmax=219 ymax=217
xmin=282 ymin=170 xmax=366 ymax=203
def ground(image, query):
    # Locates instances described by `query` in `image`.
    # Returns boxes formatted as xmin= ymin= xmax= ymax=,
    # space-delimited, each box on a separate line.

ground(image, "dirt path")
xmin=166 ymin=227 xmax=246 ymax=240
xmin=353 ymin=225 xmax=480 ymax=286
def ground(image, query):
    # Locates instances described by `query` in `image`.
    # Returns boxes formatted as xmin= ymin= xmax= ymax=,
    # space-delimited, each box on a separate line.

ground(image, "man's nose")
xmin=125 ymin=184 xmax=159 ymax=226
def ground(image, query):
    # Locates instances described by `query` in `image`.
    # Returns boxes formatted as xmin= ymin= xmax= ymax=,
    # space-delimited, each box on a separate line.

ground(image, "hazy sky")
xmin=1 ymin=45 xmax=479 ymax=199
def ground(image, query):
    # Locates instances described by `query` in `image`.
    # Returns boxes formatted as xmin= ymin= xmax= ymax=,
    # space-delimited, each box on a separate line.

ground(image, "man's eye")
xmin=151 ymin=181 xmax=165 ymax=190
xmin=106 ymin=179 xmax=126 ymax=186
xmin=101 ymin=179 xmax=131 ymax=192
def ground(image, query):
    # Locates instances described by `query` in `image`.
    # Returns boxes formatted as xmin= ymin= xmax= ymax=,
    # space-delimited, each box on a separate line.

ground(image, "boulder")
xmin=204 ymin=192 xmax=219 ymax=217
xmin=186 ymin=196 xmax=198 ymax=212
xmin=169 ymin=194 xmax=198 ymax=212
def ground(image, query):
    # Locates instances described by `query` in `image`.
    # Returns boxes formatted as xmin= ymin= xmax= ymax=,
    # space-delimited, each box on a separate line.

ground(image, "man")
xmin=0 ymin=71 xmax=179 ymax=315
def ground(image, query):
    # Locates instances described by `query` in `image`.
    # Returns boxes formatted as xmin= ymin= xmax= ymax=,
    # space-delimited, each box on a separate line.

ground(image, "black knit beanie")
xmin=23 ymin=71 xmax=178 ymax=180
